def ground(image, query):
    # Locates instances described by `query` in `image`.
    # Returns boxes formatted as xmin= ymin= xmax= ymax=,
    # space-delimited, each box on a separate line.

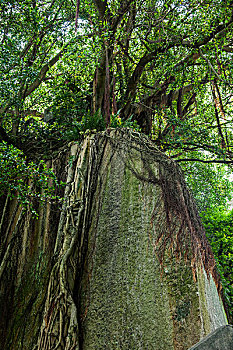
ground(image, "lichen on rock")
xmin=0 ymin=129 xmax=227 ymax=350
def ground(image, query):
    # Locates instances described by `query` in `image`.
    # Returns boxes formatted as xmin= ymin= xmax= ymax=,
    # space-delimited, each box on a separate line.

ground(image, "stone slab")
xmin=189 ymin=325 xmax=233 ymax=350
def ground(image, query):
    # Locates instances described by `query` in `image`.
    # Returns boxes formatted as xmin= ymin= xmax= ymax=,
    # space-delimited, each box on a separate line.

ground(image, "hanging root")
xmin=101 ymin=128 xmax=220 ymax=290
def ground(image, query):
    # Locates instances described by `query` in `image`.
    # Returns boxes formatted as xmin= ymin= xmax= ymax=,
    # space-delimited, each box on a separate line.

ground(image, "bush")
xmin=0 ymin=142 xmax=60 ymax=217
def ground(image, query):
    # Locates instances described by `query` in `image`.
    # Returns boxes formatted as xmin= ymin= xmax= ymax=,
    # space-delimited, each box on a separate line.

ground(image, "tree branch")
xmin=175 ymin=158 xmax=233 ymax=164
xmin=23 ymin=43 xmax=70 ymax=98
xmin=92 ymin=0 xmax=109 ymax=20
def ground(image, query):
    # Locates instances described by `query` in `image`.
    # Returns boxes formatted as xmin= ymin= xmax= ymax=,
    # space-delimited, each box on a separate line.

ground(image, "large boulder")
xmin=0 ymin=129 xmax=228 ymax=349
xmin=189 ymin=325 xmax=233 ymax=350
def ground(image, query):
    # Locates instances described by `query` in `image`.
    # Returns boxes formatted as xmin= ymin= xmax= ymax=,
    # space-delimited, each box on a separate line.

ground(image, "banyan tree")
xmin=0 ymin=129 xmax=227 ymax=350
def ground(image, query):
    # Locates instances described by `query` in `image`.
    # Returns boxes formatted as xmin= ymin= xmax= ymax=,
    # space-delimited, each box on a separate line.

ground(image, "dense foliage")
xmin=184 ymin=160 xmax=233 ymax=212
xmin=1 ymin=0 xmax=233 ymax=195
xmin=0 ymin=141 xmax=60 ymax=216
xmin=0 ymin=0 xmax=233 ymax=160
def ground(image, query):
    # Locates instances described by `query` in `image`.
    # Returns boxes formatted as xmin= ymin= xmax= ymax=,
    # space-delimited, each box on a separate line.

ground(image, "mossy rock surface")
xmin=0 ymin=129 xmax=227 ymax=350
xmin=189 ymin=325 xmax=233 ymax=350
xmin=78 ymin=130 xmax=227 ymax=350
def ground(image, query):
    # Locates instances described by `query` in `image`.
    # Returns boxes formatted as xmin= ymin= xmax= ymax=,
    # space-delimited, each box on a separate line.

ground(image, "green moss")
xmin=77 ymin=133 xmax=227 ymax=349
xmin=165 ymin=260 xmax=201 ymax=349
xmin=5 ymin=250 xmax=51 ymax=349
xmin=80 ymin=152 xmax=174 ymax=349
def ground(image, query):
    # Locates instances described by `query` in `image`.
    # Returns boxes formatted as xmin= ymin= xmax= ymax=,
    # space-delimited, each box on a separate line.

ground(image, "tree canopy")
xmin=0 ymin=0 xmax=232 ymax=204
xmin=0 ymin=0 xmax=233 ymax=161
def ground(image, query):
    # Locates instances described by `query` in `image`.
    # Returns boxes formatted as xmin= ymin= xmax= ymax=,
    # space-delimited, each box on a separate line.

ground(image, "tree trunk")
xmin=0 ymin=129 xmax=227 ymax=350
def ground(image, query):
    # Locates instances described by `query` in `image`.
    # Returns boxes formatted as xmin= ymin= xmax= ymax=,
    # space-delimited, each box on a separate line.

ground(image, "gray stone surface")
xmin=189 ymin=325 xmax=233 ymax=350
xmin=79 ymin=131 xmax=227 ymax=350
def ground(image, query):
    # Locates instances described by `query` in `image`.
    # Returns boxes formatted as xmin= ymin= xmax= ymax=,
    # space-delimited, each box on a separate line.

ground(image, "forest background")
xmin=0 ymin=0 xmax=233 ymax=321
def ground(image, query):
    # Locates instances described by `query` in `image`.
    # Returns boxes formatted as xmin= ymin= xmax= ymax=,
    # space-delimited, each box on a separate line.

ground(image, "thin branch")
xmin=75 ymin=0 xmax=80 ymax=33
xmin=24 ymin=42 xmax=71 ymax=98
xmin=199 ymin=48 xmax=230 ymax=85
xmin=211 ymin=80 xmax=227 ymax=149
xmin=175 ymin=158 xmax=233 ymax=164
xmin=92 ymin=0 xmax=109 ymax=20
xmin=111 ymin=0 xmax=135 ymax=32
